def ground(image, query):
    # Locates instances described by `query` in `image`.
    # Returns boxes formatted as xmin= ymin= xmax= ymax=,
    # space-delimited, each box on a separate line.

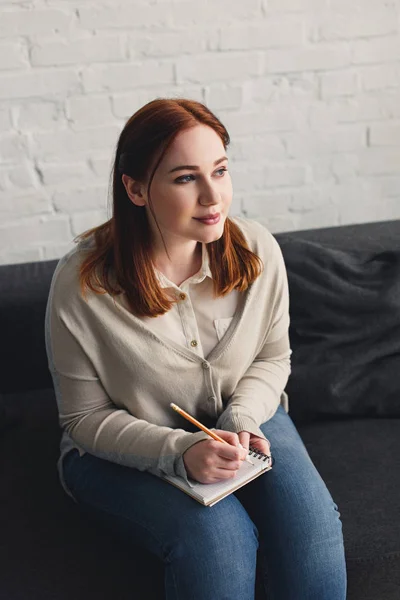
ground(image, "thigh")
xmin=235 ymin=405 xmax=347 ymax=600
xmin=63 ymin=449 xmax=260 ymax=600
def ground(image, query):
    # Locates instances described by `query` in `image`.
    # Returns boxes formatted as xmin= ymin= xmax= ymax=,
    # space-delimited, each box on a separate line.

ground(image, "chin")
xmin=201 ymin=221 xmax=225 ymax=243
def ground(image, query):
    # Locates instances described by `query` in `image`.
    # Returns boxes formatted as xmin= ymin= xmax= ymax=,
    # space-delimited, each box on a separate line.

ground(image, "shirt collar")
xmin=155 ymin=243 xmax=213 ymax=289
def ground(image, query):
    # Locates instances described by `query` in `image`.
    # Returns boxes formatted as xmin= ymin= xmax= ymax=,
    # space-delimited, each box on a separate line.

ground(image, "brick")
xmin=82 ymin=62 xmax=174 ymax=93
xmin=176 ymin=53 xmax=262 ymax=84
xmin=247 ymin=74 xmax=317 ymax=104
xmin=242 ymin=191 xmax=292 ymax=218
xmin=0 ymin=190 xmax=51 ymax=217
xmin=128 ymin=31 xmax=209 ymax=59
xmin=369 ymin=122 xmax=400 ymax=146
xmin=351 ymin=36 xmax=400 ymax=65
xmin=0 ymin=69 xmax=80 ymax=100
xmin=221 ymin=107 xmax=300 ymax=137
xmin=66 ymin=95 xmax=115 ymax=129
xmin=77 ymin=4 xmax=171 ymax=30
xmin=111 ymin=86 xmax=204 ymax=119
xmin=71 ymin=209 xmax=109 ymax=236
xmin=15 ymin=101 xmax=63 ymax=131
xmin=264 ymin=163 xmax=307 ymax=188
xmin=0 ymin=8 xmax=73 ymax=37
xmin=0 ymin=246 xmax=42 ymax=266
xmin=0 ymin=215 xmax=72 ymax=251
xmin=308 ymin=94 xmax=400 ymax=128
xmin=228 ymin=135 xmax=286 ymax=161
xmin=30 ymin=36 xmax=125 ymax=67
xmin=220 ymin=18 xmax=304 ymax=50
xmin=0 ymin=108 xmax=11 ymax=131
xmin=38 ymin=162 xmax=96 ymax=186
xmin=376 ymin=176 xmax=400 ymax=198
xmin=359 ymin=148 xmax=400 ymax=175
xmin=32 ymin=125 xmax=121 ymax=161
xmin=320 ymin=70 xmax=359 ymax=99
xmin=284 ymin=125 xmax=366 ymax=158
xmin=359 ymin=64 xmax=400 ymax=92
xmin=53 ymin=186 xmax=108 ymax=213
xmin=265 ymin=0 xmax=324 ymax=11
xmin=230 ymin=166 xmax=265 ymax=191
xmin=318 ymin=8 xmax=397 ymax=41
xmin=333 ymin=185 xmax=400 ymax=223
xmin=0 ymin=41 xmax=28 ymax=70
xmin=0 ymin=132 xmax=28 ymax=163
xmin=205 ymin=84 xmax=243 ymax=111
xmin=88 ymin=157 xmax=115 ymax=179
xmin=290 ymin=188 xmax=327 ymax=211
xmin=265 ymin=44 xmax=351 ymax=73
xmin=295 ymin=204 xmax=339 ymax=229
xmin=0 ymin=163 xmax=38 ymax=190
xmin=170 ymin=0 xmax=261 ymax=26
xmin=330 ymin=154 xmax=360 ymax=180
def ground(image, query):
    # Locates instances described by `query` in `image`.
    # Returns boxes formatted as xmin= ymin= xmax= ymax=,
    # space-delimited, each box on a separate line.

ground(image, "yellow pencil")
xmin=170 ymin=403 xmax=253 ymax=463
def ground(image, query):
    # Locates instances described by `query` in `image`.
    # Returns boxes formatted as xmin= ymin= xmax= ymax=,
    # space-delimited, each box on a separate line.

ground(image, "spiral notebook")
xmin=162 ymin=448 xmax=273 ymax=507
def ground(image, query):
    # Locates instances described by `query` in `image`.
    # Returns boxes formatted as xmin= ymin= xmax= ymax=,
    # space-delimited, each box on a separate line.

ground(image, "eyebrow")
xmin=168 ymin=156 xmax=228 ymax=174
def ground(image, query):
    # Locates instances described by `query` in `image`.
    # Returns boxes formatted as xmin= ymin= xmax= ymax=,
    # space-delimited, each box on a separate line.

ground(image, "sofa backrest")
xmin=1 ymin=219 xmax=400 ymax=421
xmin=0 ymin=259 xmax=58 ymax=394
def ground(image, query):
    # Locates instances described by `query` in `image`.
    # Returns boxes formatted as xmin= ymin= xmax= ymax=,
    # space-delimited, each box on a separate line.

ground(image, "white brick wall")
xmin=0 ymin=0 xmax=400 ymax=265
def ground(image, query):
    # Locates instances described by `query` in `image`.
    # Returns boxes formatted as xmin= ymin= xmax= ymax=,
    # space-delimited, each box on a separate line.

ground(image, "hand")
xmin=183 ymin=430 xmax=248 ymax=484
xmin=238 ymin=431 xmax=271 ymax=456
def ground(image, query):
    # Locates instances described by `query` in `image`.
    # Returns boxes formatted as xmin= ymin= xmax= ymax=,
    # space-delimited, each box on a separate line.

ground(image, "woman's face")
xmin=126 ymin=124 xmax=233 ymax=251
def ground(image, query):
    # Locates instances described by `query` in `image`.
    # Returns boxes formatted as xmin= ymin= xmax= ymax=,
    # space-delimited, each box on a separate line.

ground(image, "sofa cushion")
xmin=280 ymin=239 xmax=400 ymax=421
xmin=298 ymin=416 xmax=400 ymax=600
xmin=1 ymin=389 xmax=399 ymax=600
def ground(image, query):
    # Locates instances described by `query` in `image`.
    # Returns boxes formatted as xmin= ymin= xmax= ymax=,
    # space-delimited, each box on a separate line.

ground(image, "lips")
xmin=194 ymin=213 xmax=220 ymax=221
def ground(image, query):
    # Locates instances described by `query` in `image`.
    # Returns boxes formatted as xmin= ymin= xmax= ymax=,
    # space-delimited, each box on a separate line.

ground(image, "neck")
xmin=153 ymin=241 xmax=203 ymax=286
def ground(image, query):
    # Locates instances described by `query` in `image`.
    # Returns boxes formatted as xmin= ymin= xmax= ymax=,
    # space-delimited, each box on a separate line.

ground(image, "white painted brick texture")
xmin=0 ymin=0 xmax=399 ymax=265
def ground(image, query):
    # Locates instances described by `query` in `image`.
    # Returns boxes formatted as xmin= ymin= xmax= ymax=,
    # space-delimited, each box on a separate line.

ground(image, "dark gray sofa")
xmin=1 ymin=219 xmax=399 ymax=600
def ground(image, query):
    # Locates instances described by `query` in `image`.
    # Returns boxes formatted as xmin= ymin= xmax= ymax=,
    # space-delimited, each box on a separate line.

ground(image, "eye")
xmin=175 ymin=174 xmax=195 ymax=184
xmin=174 ymin=167 xmax=228 ymax=184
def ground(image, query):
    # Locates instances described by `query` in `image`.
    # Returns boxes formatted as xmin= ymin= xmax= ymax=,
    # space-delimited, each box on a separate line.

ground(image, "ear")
xmin=122 ymin=174 xmax=147 ymax=207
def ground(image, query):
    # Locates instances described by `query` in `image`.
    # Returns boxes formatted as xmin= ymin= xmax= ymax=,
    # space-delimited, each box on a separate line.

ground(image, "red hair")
xmin=75 ymin=98 xmax=263 ymax=317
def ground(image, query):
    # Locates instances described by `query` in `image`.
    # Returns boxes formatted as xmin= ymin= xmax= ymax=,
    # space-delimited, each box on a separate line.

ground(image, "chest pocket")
xmin=213 ymin=317 xmax=234 ymax=342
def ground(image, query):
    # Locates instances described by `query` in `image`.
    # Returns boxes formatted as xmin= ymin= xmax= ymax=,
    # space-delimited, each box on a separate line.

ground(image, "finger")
xmin=250 ymin=440 xmax=271 ymax=455
xmin=212 ymin=429 xmax=240 ymax=447
xmin=214 ymin=455 xmax=243 ymax=471
xmin=238 ymin=431 xmax=250 ymax=451
xmin=212 ymin=442 xmax=242 ymax=462
xmin=210 ymin=467 xmax=239 ymax=481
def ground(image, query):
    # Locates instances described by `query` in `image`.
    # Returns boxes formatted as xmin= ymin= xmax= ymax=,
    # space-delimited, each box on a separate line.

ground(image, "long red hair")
xmin=75 ymin=98 xmax=263 ymax=317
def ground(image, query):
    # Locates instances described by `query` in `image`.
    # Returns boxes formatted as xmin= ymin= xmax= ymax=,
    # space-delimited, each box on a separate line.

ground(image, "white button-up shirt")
xmin=142 ymin=242 xmax=241 ymax=359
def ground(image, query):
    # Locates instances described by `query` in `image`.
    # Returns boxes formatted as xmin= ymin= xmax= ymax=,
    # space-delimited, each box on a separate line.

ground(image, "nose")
xmin=198 ymin=179 xmax=220 ymax=206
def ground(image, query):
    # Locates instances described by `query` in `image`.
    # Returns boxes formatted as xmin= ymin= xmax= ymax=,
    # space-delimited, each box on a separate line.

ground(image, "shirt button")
xmin=208 ymin=396 xmax=216 ymax=402
xmin=179 ymin=293 xmax=186 ymax=300
xmin=202 ymin=362 xmax=210 ymax=369
xmin=190 ymin=340 xmax=198 ymax=347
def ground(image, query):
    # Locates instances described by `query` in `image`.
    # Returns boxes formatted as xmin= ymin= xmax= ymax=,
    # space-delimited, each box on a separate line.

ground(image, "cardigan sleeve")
xmin=45 ymin=297 xmax=209 ymax=483
xmin=215 ymin=234 xmax=292 ymax=439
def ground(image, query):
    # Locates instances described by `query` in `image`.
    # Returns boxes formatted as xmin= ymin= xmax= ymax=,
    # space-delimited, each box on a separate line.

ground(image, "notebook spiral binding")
xmin=248 ymin=446 xmax=275 ymax=467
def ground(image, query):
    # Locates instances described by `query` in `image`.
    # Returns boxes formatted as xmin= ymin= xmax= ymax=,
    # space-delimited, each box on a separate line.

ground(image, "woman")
xmin=45 ymin=98 xmax=347 ymax=599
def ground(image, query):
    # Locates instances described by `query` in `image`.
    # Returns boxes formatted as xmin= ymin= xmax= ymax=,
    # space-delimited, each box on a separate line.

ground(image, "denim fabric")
xmin=62 ymin=405 xmax=347 ymax=600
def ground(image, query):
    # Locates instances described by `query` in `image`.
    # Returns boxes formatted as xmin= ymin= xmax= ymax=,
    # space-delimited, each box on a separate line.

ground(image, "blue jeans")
xmin=62 ymin=405 xmax=347 ymax=599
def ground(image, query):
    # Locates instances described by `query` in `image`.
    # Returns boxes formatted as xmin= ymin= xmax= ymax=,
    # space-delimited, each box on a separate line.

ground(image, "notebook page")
xmin=187 ymin=454 xmax=267 ymax=503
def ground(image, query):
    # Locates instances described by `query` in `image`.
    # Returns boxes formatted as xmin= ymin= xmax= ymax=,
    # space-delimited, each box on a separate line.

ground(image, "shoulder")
xmin=229 ymin=216 xmax=279 ymax=258
xmin=49 ymin=236 xmax=95 ymax=312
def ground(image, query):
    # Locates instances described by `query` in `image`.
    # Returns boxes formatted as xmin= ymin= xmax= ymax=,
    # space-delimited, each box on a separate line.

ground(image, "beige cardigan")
xmin=44 ymin=216 xmax=292 ymax=495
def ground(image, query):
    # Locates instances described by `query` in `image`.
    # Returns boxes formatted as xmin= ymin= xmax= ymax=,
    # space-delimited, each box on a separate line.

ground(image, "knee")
xmin=165 ymin=502 xmax=259 ymax=566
